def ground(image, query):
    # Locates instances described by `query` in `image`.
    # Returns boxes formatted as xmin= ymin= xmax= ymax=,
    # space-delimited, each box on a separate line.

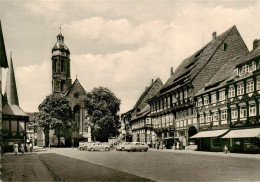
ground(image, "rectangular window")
xmin=184 ymin=90 xmax=187 ymax=99
xmin=242 ymin=66 xmax=246 ymax=75
xmin=206 ymin=114 xmax=211 ymax=123
xmin=240 ymin=107 xmax=247 ymax=118
xmin=231 ymin=109 xmax=238 ymax=119
xmin=219 ymin=91 xmax=225 ymax=101
xmin=252 ymin=62 xmax=256 ymax=71
xmin=228 ymin=87 xmax=235 ymax=98
xmin=200 ymin=114 xmax=205 ymax=124
xmin=197 ymin=98 xmax=202 ymax=107
xmin=179 ymin=91 xmax=183 ymax=101
xmin=245 ymin=65 xmax=249 ymax=74
xmin=204 ymin=96 xmax=209 ymax=105
xmin=212 ymin=112 xmax=219 ymax=121
xmin=247 ymin=81 xmax=254 ymax=93
xmin=237 ymin=84 xmax=244 ymax=95
xmin=249 ymin=105 xmax=256 ymax=116
xmin=257 ymin=79 xmax=260 ymax=90
xmin=211 ymin=94 xmax=217 ymax=103
xmin=221 ymin=110 xmax=227 ymax=120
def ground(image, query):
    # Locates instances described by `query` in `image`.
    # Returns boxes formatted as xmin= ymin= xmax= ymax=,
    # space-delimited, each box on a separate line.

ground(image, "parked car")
xmin=87 ymin=142 xmax=110 ymax=151
xmin=124 ymin=142 xmax=149 ymax=152
xmin=78 ymin=142 xmax=95 ymax=151
xmin=116 ymin=142 xmax=131 ymax=151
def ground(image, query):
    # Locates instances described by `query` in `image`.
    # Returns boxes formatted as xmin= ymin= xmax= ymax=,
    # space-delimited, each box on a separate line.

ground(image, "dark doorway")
xmin=188 ymin=126 xmax=197 ymax=145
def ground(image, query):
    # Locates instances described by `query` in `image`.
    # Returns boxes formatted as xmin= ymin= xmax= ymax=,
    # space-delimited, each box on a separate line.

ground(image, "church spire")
xmin=5 ymin=52 xmax=19 ymax=105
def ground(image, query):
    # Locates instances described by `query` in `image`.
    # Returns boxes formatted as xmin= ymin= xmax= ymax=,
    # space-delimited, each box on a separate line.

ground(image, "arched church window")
xmin=73 ymin=105 xmax=81 ymax=127
xmin=61 ymin=81 xmax=65 ymax=92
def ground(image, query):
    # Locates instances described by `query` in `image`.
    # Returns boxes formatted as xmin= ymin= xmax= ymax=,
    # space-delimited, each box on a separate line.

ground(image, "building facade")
xmin=193 ymin=39 xmax=260 ymax=153
xmin=122 ymin=78 xmax=163 ymax=147
xmin=148 ymin=26 xmax=249 ymax=149
xmin=2 ymin=54 xmax=29 ymax=152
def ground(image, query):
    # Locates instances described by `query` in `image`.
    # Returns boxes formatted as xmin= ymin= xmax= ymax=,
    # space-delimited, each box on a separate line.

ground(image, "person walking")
xmin=20 ymin=143 xmax=25 ymax=155
xmin=29 ymin=142 xmax=33 ymax=152
xmin=13 ymin=143 xmax=18 ymax=156
xmin=223 ymin=144 xmax=229 ymax=154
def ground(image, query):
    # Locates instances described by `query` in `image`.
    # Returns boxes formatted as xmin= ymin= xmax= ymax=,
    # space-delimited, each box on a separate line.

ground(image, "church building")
xmin=49 ymin=30 xmax=91 ymax=146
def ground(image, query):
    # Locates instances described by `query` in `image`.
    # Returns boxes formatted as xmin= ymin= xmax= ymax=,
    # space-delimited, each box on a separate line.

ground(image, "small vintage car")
xmin=78 ymin=142 xmax=95 ymax=151
xmin=116 ymin=142 xmax=131 ymax=151
xmin=87 ymin=142 xmax=110 ymax=151
xmin=124 ymin=142 xmax=149 ymax=152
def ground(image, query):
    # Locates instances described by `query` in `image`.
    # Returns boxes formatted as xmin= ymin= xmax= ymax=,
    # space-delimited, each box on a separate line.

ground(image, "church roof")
xmin=4 ymin=53 xmax=19 ymax=105
xmin=52 ymin=32 xmax=70 ymax=53
xmin=0 ymin=20 xmax=8 ymax=68
xmin=2 ymin=54 xmax=28 ymax=117
xmin=64 ymin=78 xmax=87 ymax=96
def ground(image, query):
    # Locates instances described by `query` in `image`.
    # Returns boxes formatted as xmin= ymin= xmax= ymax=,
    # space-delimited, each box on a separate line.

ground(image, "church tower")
xmin=51 ymin=29 xmax=72 ymax=93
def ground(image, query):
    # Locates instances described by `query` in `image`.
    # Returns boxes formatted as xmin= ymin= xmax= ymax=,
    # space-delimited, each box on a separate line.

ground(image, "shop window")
xmin=219 ymin=91 xmax=225 ymax=101
xmin=240 ymin=106 xmax=247 ymax=118
xmin=231 ymin=108 xmax=238 ymax=119
xmin=246 ymin=81 xmax=254 ymax=93
xmin=221 ymin=110 xmax=227 ymax=120
xmin=249 ymin=105 xmax=256 ymax=116
xmin=228 ymin=87 xmax=235 ymax=98
xmin=237 ymin=84 xmax=244 ymax=95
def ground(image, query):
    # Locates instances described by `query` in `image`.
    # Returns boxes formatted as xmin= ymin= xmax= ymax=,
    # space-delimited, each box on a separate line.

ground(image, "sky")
xmin=0 ymin=0 xmax=260 ymax=113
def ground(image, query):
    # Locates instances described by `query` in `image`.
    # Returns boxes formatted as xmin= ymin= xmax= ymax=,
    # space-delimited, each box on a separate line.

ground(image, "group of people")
xmin=13 ymin=142 xmax=33 ymax=155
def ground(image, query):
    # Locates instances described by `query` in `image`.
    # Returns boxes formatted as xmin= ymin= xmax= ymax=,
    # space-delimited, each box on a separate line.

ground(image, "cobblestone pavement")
xmin=42 ymin=148 xmax=260 ymax=182
xmin=0 ymin=153 xmax=54 ymax=181
xmin=0 ymin=152 xmax=151 ymax=181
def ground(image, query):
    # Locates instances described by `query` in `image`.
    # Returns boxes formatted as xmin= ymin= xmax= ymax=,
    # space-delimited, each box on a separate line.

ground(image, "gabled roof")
xmin=160 ymin=25 xmax=237 ymax=93
xmin=132 ymin=78 xmax=162 ymax=111
xmin=195 ymin=47 xmax=260 ymax=96
xmin=0 ymin=20 xmax=8 ymax=68
xmin=64 ymin=78 xmax=87 ymax=96
xmin=131 ymin=105 xmax=150 ymax=121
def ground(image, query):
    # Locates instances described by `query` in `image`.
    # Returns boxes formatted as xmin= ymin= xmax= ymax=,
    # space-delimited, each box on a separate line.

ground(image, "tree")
xmin=37 ymin=93 xmax=74 ymax=146
xmin=85 ymin=87 xmax=121 ymax=142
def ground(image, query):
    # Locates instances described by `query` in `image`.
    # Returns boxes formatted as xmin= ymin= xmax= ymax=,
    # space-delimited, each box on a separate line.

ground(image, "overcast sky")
xmin=0 ymin=0 xmax=260 ymax=113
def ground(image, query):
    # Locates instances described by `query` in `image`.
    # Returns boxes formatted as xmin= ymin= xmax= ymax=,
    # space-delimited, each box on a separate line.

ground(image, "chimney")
xmin=151 ymin=79 xmax=154 ymax=85
xmin=212 ymin=32 xmax=217 ymax=41
xmin=170 ymin=67 xmax=174 ymax=76
xmin=253 ymin=39 xmax=260 ymax=50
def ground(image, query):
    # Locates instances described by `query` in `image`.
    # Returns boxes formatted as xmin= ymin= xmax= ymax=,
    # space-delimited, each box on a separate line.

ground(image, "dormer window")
xmin=223 ymin=43 xmax=227 ymax=51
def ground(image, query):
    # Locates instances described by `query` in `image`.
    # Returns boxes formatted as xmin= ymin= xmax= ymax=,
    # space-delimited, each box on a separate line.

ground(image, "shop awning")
xmin=222 ymin=128 xmax=260 ymax=138
xmin=190 ymin=129 xmax=229 ymax=139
